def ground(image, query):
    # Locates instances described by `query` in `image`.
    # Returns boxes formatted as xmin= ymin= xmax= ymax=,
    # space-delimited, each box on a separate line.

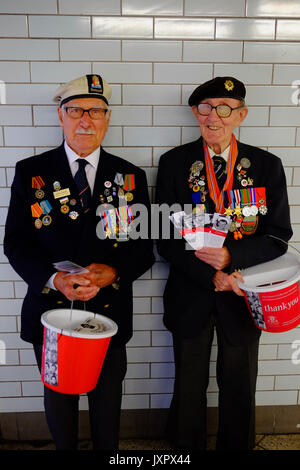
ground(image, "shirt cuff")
xmin=46 ymin=272 xmax=58 ymax=291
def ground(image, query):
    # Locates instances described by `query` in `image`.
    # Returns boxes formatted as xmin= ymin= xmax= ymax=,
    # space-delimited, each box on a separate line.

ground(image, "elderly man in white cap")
xmin=4 ymin=74 xmax=154 ymax=450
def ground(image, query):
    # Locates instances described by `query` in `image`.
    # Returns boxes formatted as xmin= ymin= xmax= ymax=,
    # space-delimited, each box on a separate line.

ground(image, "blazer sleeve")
xmin=155 ymin=152 xmax=216 ymax=289
xmin=4 ymin=161 xmax=57 ymax=295
xmin=225 ymin=154 xmax=293 ymax=272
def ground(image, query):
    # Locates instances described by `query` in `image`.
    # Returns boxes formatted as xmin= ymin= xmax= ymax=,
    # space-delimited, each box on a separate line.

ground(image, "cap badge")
xmin=224 ymin=80 xmax=234 ymax=91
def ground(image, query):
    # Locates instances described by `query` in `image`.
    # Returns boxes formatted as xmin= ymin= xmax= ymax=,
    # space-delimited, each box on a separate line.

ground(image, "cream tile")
xmin=246 ymin=86 xmax=294 ymax=106
xmin=244 ymin=42 xmax=300 ymax=63
xmin=31 ymin=62 xmax=91 ymax=82
xmin=270 ymin=107 xmax=300 ymax=126
xmin=0 ymin=39 xmax=58 ymax=60
xmin=153 ymin=106 xmax=194 ymax=126
xmin=247 ymin=0 xmax=300 ymax=17
xmin=0 ymin=15 xmax=27 ymax=37
xmin=122 ymin=0 xmax=183 ymax=16
xmin=216 ymin=19 xmax=275 ymax=40
xmin=0 ymin=62 xmax=30 ymax=83
xmin=277 ymin=20 xmax=300 ymax=40
xmin=0 ymin=0 xmax=57 ymax=13
xmin=240 ymin=127 xmax=295 ymax=147
xmin=155 ymin=18 xmax=214 ymax=39
xmin=154 ymin=63 xmax=212 ymax=84
xmin=185 ymin=0 xmax=245 ymax=16
xmin=93 ymin=62 xmax=152 ymax=84
xmin=215 ymin=64 xmax=272 ymax=84
xmin=59 ymin=0 xmax=120 ymax=15
xmin=273 ymin=65 xmax=300 ymax=84
xmin=0 ymin=106 xmax=32 ymax=126
xmin=109 ymin=106 xmax=152 ymax=125
xmin=5 ymin=84 xmax=60 ymax=105
xmin=4 ymin=126 xmax=62 ymax=147
xmin=60 ymin=39 xmax=121 ymax=61
xmin=256 ymin=391 xmax=297 ymax=406
xmin=123 ymin=85 xmax=181 ymax=105
xmin=124 ymin=127 xmax=180 ymax=147
xmin=29 ymin=15 xmax=90 ymax=38
xmin=93 ymin=17 xmax=152 ymax=39
xmin=184 ymin=41 xmax=242 ymax=62
xmin=122 ymin=40 xmax=182 ymax=62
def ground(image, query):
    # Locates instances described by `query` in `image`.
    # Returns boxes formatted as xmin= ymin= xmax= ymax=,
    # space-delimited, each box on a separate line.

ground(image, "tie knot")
xmin=212 ymin=155 xmax=226 ymax=168
xmin=76 ymin=158 xmax=89 ymax=169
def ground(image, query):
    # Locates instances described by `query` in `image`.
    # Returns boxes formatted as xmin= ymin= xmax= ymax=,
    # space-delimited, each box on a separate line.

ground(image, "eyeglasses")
xmin=197 ymin=103 xmax=244 ymax=118
xmin=63 ymin=106 xmax=109 ymax=120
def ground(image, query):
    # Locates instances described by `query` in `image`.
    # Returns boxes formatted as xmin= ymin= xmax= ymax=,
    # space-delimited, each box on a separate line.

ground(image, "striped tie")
xmin=212 ymin=155 xmax=227 ymax=190
xmin=74 ymin=158 xmax=91 ymax=212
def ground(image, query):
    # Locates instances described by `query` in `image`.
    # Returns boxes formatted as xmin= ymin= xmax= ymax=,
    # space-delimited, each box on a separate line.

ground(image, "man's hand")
xmin=84 ymin=263 xmax=118 ymax=289
xmin=53 ymin=272 xmax=100 ymax=301
xmin=195 ymin=246 xmax=231 ymax=270
xmin=213 ymin=270 xmax=244 ymax=296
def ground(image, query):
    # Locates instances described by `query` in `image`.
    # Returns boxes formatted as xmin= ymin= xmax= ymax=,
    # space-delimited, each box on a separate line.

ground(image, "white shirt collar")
xmin=207 ymin=144 xmax=230 ymax=162
xmin=64 ymin=140 xmax=100 ymax=169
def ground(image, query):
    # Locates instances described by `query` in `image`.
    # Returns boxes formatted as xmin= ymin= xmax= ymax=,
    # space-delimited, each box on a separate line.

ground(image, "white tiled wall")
xmin=0 ymin=0 xmax=300 ymax=417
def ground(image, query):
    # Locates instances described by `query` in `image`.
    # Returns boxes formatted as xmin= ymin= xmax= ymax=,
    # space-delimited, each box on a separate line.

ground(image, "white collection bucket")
xmin=237 ymin=252 xmax=300 ymax=333
xmin=41 ymin=309 xmax=118 ymax=394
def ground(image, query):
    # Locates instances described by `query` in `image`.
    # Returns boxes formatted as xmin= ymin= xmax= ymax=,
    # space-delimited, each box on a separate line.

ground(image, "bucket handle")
xmin=267 ymin=234 xmax=300 ymax=257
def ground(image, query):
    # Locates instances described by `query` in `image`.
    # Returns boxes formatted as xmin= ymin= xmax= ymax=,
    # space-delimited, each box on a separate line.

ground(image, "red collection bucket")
xmin=238 ymin=253 xmax=300 ymax=333
xmin=41 ymin=309 xmax=118 ymax=394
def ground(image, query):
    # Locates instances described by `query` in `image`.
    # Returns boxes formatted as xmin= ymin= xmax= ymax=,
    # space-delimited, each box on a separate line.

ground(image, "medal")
xmin=240 ymin=157 xmax=251 ymax=169
xmin=61 ymin=204 xmax=69 ymax=214
xmin=35 ymin=189 xmax=45 ymax=199
xmin=70 ymin=198 xmax=76 ymax=206
xmin=240 ymin=215 xmax=258 ymax=235
xmin=125 ymin=192 xmax=133 ymax=202
xmin=53 ymin=181 xmax=61 ymax=191
xmin=114 ymin=172 xmax=124 ymax=186
xmin=69 ymin=211 xmax=79 ymax=220
xmin=42 ymin=215 xmax=52 ymax=226
xmin=34 ymin=218 xmax=42 ymax=229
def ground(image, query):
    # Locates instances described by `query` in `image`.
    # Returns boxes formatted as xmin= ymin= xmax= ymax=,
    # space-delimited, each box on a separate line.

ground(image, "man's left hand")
xmin=195 ymin=246 xmax=231 ymax=270
xmin=84 ymin=263 xmax=118 ymax=288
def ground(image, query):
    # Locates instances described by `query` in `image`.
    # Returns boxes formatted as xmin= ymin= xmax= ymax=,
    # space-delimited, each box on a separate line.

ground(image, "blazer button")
xmin=104 ymin=304 xmax=109 ymax=308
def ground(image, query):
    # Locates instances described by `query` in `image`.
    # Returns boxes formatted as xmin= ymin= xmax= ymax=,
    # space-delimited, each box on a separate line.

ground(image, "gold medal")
xmin=61 ymin=204 xmax=69 ymax=214
xmin=125 ymin=192 xmax=133 ymax=202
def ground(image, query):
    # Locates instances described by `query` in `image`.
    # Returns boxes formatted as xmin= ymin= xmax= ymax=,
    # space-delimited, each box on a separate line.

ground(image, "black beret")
xmin=188 ymin=76 xmax=246 ymax=107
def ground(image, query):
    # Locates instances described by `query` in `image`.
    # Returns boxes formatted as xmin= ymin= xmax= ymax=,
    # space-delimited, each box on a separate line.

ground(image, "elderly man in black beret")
xmin=4 ymin=74 xmax=154 ymax=450
xmin=156 ymin=76 xmax=292 ymax=450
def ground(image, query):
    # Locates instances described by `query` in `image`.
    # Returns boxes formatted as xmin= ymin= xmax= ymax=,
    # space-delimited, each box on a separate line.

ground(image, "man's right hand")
xmin=53 ymin=272 xmax=100 ymax=301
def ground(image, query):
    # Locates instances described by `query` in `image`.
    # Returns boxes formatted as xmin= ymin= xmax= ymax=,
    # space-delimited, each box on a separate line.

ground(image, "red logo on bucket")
xmin=245 ymin=283 xmax=300 ymax=332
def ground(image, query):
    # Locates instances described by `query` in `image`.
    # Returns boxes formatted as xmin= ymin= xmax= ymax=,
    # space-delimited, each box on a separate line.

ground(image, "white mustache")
xmin=75 ymin=128 xmax=96 ymax=135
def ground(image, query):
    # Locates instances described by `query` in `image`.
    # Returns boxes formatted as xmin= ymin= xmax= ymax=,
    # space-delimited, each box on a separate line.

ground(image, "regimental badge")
xmin=224 ymin=80 xmax=234 ymax=91
xmin=240 ymin=215 xmax=258 ymax=235
xmin=42 ymin=215 xmax=52 ymax=226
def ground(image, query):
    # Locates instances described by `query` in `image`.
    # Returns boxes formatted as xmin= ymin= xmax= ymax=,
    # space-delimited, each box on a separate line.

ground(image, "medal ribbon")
xmin=32 ymin=176 xmax=45 ymax=189
xmin=203 ymin=134 xmax=238 ymax=213
xmin=31 ymin=202 xmax=43 ymax=218
xmin=123 ymin=174 xmax=135 ymax=191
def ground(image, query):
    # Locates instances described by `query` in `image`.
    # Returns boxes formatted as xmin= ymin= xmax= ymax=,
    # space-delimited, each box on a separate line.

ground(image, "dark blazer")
xmin=156 ymin=137 xmax=293 ymax=346
xmin=4 ymin=143 xmax=155 ymax=347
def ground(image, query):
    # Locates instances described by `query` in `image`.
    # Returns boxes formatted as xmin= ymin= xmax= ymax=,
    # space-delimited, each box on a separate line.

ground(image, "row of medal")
xmin=31 ymin=176 xmax=79 ymax=228
xmin=99 ymin=172 xmax=136 ymax=239
xmin=188 ymin=159 xmax=268 ymax=239
xmin=99 ymin=172 xmax=136 ymax=206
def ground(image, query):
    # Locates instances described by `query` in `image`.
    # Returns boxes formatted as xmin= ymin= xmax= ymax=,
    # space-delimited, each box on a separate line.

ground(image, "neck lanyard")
xmin=203 ymin=135 xmax=238 ymax=213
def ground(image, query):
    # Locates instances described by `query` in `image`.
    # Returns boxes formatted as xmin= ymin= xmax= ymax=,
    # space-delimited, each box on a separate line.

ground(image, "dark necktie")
xmin=74 ymin=158 xmax=91 ymax=212
xmin=212 ymin=155 xmax=227 ymax=190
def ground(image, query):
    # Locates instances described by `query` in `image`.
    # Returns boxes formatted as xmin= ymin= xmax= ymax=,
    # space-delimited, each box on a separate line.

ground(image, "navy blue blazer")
xmin=156 ymin=137 xmax=293 ymax=346
xmin=4 ymin=143 xmax=155 ymax=346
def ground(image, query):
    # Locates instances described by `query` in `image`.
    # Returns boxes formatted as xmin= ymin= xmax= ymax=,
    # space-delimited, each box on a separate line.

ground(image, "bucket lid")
xmin=237 ymin=252 xmax=300 ymax=293
xmin=41 ymin=309 xmax=118 ymax=339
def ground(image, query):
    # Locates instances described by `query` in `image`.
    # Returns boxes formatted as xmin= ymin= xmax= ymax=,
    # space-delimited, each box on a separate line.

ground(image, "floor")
xmin=0 ymin=434 xmax=300 ymax=451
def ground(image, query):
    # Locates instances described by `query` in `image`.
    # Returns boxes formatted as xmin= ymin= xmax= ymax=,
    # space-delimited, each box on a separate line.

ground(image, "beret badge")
xmin=224 ymin=80 xmax=234 ymax=91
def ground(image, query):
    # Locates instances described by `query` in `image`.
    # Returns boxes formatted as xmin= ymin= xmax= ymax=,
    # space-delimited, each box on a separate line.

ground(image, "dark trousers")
xmin=34 ymin=343 xmax=127 ymax=451
xmin=167 ymin=314 xmax=259 ymax=450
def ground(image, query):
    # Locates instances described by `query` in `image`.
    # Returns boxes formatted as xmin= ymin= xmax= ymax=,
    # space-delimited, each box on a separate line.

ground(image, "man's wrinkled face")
xmin=57 ymin=97 xmax=111 ymax=157
xmin=192 ymin=97 xmax=248 ymax=153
